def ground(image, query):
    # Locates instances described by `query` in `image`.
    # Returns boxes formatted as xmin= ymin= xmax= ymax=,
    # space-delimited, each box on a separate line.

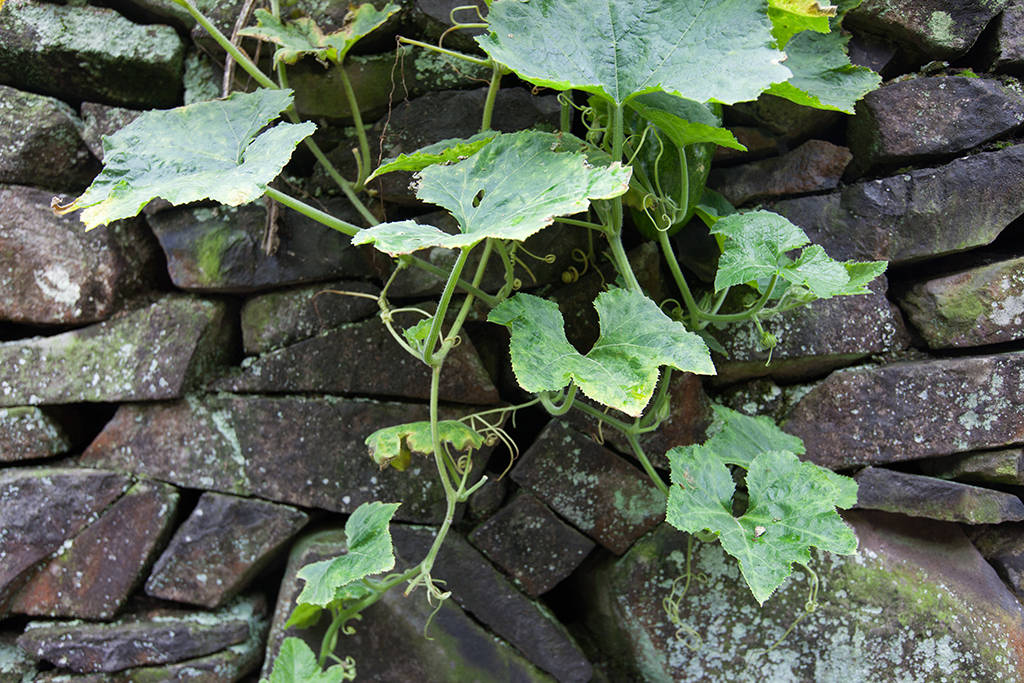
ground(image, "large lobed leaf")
xmin=365 ymin=420 xmax=484 ymax=471
xmin=710 ymin=210 xmax=886 ymax=298
xmin=769 ymin=30 xmax=881 ymax=113
xmin=240 ymin=4 xmax=400 ymax=66
xmin=675 ymin=404 xmax=805 ymax=469
xmin=54 ymin=89 xmax=314 ymax=230
xmin=667 ymin=447 xmax=857 ymax=604
xmin=295 ymin=501 xmax=399 ymax=607
xmin=488 ymin=288 xmax=715 ymax=417
xmin=768 ymin=0 xmax=835 ymax=47
xmin=352 ymin=131 xmax=630 ymax=255
xmin=478 ymin=0 xmax=791 ymax=105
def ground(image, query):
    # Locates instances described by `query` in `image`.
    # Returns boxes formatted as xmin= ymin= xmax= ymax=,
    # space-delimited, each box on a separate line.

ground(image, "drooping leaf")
xmin=693 ymin=187 xmax=737 ymax=227
xmin=352 ymin=131 xmax=630 ymax=255
xmin=367 ymin=133 xmax=498 ymax=181
xmin=365 ymin=421 xmax=485 ymax=471
xmin=626 ymin=94 xmax=745 ymax=151
xmin=489 ymin=289 xmax=715 ymax=417
xmin=54 ymin=89 xmax=314 ymax=230
xmin=768 ymin=30 xmax=881 ymax=113
xmin=842 ymin=260 xmax=888 ymax=294
xmin=295 ymin=501 xmax=399 ymax=607
xmin=240 ymin=4 xmax=400 ymax=67
xmin=478 ymin=0 xmax=791 ymax=105
xmin=283 ymin=602 xmax=322 ymax=630
xmin=710 ymin=210 xmax=810 ymax=292
xmin=268 ymin=638 xmax=354 ymax=683
xmin=666 ymin=448 xmax=857 ymax=604
xmin=768 ymin=0 xmax=835 ymax=47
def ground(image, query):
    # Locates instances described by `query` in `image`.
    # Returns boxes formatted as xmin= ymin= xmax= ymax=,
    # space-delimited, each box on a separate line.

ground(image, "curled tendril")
xmin=743 ymin=564 xmax=820 ymax=670
xmin=662 ymin=536 xmax=709 ymax=651
xmin=311 ymin=288 xmax=380 ymax=327
xmin=512 ymin=277 xmax=524 ymax=290
xmin=561 ymin=248 xmax=592 ymax=284
xmin=462 ymin=411 xmax=519 ymax=479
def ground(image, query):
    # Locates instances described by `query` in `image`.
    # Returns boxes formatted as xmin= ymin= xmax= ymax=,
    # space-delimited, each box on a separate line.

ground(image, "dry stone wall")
xmin=2 ymin=0 xmax=1024 ymax=681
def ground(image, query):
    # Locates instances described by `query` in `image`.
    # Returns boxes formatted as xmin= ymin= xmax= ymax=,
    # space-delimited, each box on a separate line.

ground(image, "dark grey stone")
xmin=0 ymin=1 xmax=184 ymax=109
xmin=920 ymin=448 xmax=1024 ymax=485
xmin=708 ymin=140 xmax=851 ymax=206
xmin=0 ymin=296 xmax=232 ymax=407
xmin=853 ymin=466 xmax=1024 ymax=524
xmin=989 ymin=1 xmax=1024 ymax=74
xmin=784 ymin=351 xmax=1024 ymax=468
xmin=772 ymin=144 xmax=1024 ymax=264
xmin=79 ymin=103 xmax=143 ymax=161
xmin=0 ymin=86 xmax=98 ymax=190
xmin=0 ymin=407 xmax=71 ymax=463
xmin=847 ymin=76 xmax=1024 ymax=176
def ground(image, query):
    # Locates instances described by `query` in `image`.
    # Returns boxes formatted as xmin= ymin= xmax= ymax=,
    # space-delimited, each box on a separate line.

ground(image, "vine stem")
xmin=625 ymin=431 xmax=668 ymax=496
xmin=397 ymin=37 xmax=491 ymax=66
xmin=606 ymin=102 xmax=641 ymax=291
xmin=422 ymin=247 xmax=472 ymax=366
xmin=338 ymin=68 xmax=372 ymax=188
xmin=481 ymin=63 xmax=503 ymax=132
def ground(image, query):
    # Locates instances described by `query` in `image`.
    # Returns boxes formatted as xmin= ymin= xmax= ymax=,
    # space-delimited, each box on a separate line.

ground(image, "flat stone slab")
xmin=899 ymin=256 xmax=1024 ymax=348
xmin=0 ymin=296 xmax=231 ymax=407
xmin=708 ymin=139 xmax=851 ymax=206
xmin=146 ymin=201 xmax=374 ymax=292
xmin=920 ymin=448 xmax=1024 ymax=485
xmin=0 ymin=1 xmax=184 ymax=109
xmin=17 ymin=596 xmax=262 ymax=674
xmin=262 ymin=528 xmax=551 ymax=682
xmin=0 ymin=407 xmax=71 ymax=462
xmin=854 ymin=466 xmax=1024 ymax=524
xmin=0 ymin=86 xmax=97 ymax=190
xmin=773 ymin=144 xmax=1024 ymax=265
xmin=710 ymin=276 xmax=909 ymax=383
xmin=0 ymin=468 xmax=131 ymax=610
xmin=847 ymin=76 xmax=1024 ymax=175
xmin=215 ymin=316 xmax=500 ymax=405
xmin=392 ymin=526 xmax=593 ymax=683
xmin=9 ymin=480 xmax=178 ymax=620
xmin=512 ymin=421 xmax=663 ymax=555
xmin=580 ymin=512 xmax=1024 ymax=681
xmin=469 ymin=491 xmax=595 ymax=597
xmin=0 ymin=184 xmax=158 ymax=325
xmin=241 ymin=280 xmax=380 ymax=354
xmin=784 ymin=351 xmax=1024 ymax=468
xmin=80 ymin=395 xmax=478 ymax=523
xmin=146 ymin=492 xmax=309 ymax=608
xmin=969 ymin=524 xmax=1024 ymax=602
xmin=847 ymin=0 xmax=1010 ymax=59
xmin=990 ymin=1 xmax=1024 ymax=74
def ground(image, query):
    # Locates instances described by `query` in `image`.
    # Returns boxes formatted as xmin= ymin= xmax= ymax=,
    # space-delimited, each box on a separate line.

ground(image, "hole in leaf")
xmin=472 ymin=189 xmax=485 ymax=207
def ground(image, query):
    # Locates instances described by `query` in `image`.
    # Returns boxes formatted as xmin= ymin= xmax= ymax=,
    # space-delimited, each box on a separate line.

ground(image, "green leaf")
xmin=627 ymin=94 xmax=745 ymax=151
xmin=478 ymin=0 xmax=791 ymax=105
xmin=240 ymin=4 xmax=400 ymax=67
xmin=55 ymin=89 xmax=314 ymax=230
xmin=283 ymin=603 xmax=322 ymax=630
xmin=667 ymin=448 xmax=857 ymax=604
xmin=768 ymin=30 xmax=881 ymax=113
xmin=768 ymin=0 xmax=835 ymax=47
xmin=489 ymin=289 xmax=715 ymax=417
xmin=842 ymin=260 xmax=888 ymax=294
xmin=696 ymin=404 xmax=805 ymax=468
xmin=352 ymin=131 xmax=630 ymax=255
xmin=693 ymin=187 xmax=737 ymax=227
xmin=268 ymin=638 xmax=354 ymax=683
xmin=710 ymin=210 xmax=810 ymax=292
xmin=783 ymin=243 xmax=850 ymax=297
xmin=367 ymin=133 xmax=498 ymax=181
xmin=295 ymin=501 xmax=399 ymax=607
xmin=365 ymin=420 xmax=485 ymax=471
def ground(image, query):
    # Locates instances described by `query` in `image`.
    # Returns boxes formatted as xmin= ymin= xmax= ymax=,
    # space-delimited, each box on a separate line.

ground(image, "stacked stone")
xmin=2 ymin=0 xmax=1024 ymax=681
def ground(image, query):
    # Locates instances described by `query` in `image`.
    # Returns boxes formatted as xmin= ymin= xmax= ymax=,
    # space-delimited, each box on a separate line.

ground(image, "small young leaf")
xmin=268 ymin=638 xmax=354 ymax=683
xmin=710 ymin=210 xmax=810 ymax=292
xmin=353 ymin=131 xmax=630 ymax=255
xmin=783 ymin=243 xmax=851 ymax=297
xmin=666 ymin=448 xmax=857 ymax=605
xmin=768 ymin=30 xmax=881 ymax=113
xmin=367 ymin=133 xmax=497 ymax=181
xmin=295 ymin=501 xmax=399 ymax=607
xmin=54 ymin=89 xmax=314 ymax=230
xmin=478 ymin=0 xmax=790 ymax=105
xmin=627 ymin=94 xmax=746 ymax=151
xmin=489 ymin=289 xmax=715 ymax=417
xmin=240 ymin=4 xmax=400 ymax=67
xmin=842 ymin=260 xmax=888 ymax=294
xmin=283 ymin=603 xmax=323 ymax=630
xmin=365 ymin=420 xmax=485 ymax=471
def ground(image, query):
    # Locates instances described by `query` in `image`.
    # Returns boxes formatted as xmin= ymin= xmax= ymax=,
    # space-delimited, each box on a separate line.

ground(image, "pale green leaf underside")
xmin=667 ymin=448 xmax=857 ymax=604
xmin=768 ymin=30 xmax=881 ymax=113
xmin=353 ymin=131 xmax=630 ymax=255
xmin=295 ymin=501 xmax=399 ymax=607
xmin=478 ymin=0 xmax=791 ymax=105
xmin=489 ymin=289 xmax=714 ymax=417
xmin=367 ymin=133 xmax=497 ymax=181
xmin=768 ymin=0 xmax=835 ymax=47
xmin=240 ymin=4 xmax=400 ymax=66
xmin=365 ymin=420 xmax=484 ymax=470
xmin=57 ymin=89 xmax=313 ymax=230
xmin=268 ymin=638 xmax=352 ymax=683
